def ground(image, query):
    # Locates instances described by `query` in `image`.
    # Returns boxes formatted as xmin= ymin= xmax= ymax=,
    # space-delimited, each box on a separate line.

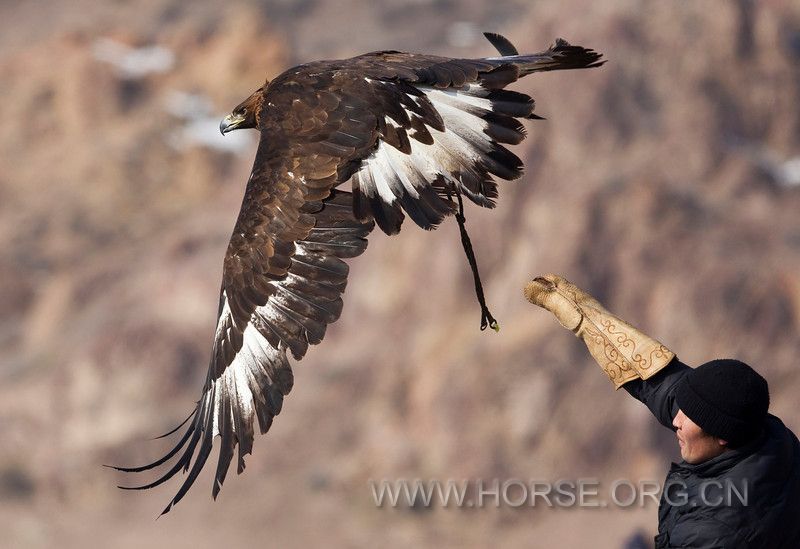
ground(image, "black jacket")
xmin=624 ymin=359 xmax=800 ymax=548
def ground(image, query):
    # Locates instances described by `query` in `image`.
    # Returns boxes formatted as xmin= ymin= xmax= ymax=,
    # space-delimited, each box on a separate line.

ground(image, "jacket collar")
xmin=671 ymin=422 xmax=769 ymax=478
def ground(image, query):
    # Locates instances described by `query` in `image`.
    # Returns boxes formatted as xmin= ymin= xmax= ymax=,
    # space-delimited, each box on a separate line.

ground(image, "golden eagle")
xmin=110 ymin=33 xmax=603 ymax=514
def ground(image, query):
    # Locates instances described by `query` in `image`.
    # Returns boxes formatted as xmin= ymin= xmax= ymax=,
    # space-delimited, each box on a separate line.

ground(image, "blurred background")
xmin=2 ymin=0 xmax=800 ymax=547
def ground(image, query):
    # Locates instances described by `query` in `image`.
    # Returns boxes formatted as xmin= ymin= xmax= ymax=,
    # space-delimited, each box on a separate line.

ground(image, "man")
xmin=524 ymin=274 xmax=800 ymax=548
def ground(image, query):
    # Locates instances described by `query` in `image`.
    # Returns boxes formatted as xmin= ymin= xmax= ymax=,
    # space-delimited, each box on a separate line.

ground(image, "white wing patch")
xmin=207 ymin=291 xmax=287 ymax=440
xmin=355 ymin=85 xmax=492 ymax=199
xmin=350 ymin=82 xmax=528 ymax=233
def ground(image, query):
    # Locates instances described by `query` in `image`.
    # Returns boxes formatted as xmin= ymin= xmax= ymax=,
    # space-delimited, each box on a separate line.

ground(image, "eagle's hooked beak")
xmin=219 ymin=112 xmax=246 ymax=135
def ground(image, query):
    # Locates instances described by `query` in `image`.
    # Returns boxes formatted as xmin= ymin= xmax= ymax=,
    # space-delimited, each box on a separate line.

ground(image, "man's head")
xmin=673 ymin=359 xmax=770 ymax=464
xmin=673 ymin=409 xmax=729 ymax=463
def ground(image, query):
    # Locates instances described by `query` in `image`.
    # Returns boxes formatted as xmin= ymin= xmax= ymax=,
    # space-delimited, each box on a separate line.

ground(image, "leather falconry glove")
xmin=524 ymin=274 xmax=675 ymax=389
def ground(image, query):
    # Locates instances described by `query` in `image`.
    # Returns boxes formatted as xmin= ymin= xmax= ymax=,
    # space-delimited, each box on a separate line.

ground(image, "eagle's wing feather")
xmin=113 ymin=172 xmax=373 ymax=513
xmin=334 ymin=38 xmax=602 ymax=234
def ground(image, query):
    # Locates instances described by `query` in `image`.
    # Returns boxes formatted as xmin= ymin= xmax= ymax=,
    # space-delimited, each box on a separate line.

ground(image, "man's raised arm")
xmin=524 ymin=274 xmax=688 ymax=429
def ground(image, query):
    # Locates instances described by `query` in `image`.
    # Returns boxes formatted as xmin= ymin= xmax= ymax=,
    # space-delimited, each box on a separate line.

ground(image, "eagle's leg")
xmin=448 ymin=189 xmax=500 ymax=333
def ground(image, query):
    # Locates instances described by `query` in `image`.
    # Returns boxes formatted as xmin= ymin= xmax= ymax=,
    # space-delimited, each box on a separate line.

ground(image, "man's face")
xmin=672 ymin=409 xmax=728 ymax=464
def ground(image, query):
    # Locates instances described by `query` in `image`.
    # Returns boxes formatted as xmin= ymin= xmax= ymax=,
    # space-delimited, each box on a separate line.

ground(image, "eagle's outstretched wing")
xmin=112 ymin=181 xmax=373 ymax=514
xmin=111 ymin=38 xmax=603 ymax=513
xmin=256 ymin=37 xmax=603 ymax=234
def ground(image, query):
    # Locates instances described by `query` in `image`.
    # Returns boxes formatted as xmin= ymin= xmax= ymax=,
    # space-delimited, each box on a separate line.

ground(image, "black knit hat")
xmin=675 ymin=359 xmax=770 ymax=446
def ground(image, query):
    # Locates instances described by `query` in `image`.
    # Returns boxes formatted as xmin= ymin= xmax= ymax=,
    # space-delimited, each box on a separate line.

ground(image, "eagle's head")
xmin=219 ymin=86 xmax=264 ymax=135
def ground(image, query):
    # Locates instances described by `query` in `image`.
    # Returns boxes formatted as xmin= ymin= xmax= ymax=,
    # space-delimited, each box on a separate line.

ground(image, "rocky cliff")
xmin=1 ymin=1 xmax=799 ymax=547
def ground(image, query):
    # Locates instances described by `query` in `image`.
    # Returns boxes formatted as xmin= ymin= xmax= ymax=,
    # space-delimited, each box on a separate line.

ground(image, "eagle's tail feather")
xmin=486 ymin=37 xmax=605 ymax=77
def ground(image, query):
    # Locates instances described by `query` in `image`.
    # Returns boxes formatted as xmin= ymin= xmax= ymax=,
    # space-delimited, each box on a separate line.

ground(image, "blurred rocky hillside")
xmin=1 ymin=1 xmax=799 ymax=548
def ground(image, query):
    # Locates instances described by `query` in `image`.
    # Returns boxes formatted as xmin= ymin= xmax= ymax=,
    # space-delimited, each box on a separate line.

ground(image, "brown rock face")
xmin=1 ymin=1 xmax=799 ymax=547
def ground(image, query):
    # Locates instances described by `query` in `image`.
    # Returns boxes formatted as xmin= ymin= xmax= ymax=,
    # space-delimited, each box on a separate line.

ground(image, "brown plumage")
xmin=110 ymin=34 xmax=604 ymax=514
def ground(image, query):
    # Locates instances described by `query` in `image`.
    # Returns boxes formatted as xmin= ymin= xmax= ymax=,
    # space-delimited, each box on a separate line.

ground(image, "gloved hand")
xmin=525 ymin=274 xmax=675 ymax=389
